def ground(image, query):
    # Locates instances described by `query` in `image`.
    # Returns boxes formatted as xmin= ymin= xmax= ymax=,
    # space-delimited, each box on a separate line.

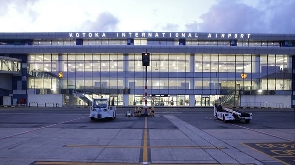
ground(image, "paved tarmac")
xmin=0 ymin=107 xmax=294 ymax=165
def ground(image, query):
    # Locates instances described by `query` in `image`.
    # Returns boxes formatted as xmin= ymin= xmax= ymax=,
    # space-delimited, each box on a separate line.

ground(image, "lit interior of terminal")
xmin=0 ymin=32 xmax=294 ymax=108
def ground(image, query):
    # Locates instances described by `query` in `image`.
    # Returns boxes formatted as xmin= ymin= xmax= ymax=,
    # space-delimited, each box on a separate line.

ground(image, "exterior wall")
xmin=28 ymin=94 xmax=62 ymax=107
xmin=0 ymin=74 xmax=12 ymax=90
xmin=241 ymin=95 xmax=291 ymax=108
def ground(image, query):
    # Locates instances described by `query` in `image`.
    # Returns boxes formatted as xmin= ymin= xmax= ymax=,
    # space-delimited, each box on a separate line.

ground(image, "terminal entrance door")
xmin=109 ymin=96 xmax=118 ymax=106
xmin=201 ymin=96 xmax=210 ymax=106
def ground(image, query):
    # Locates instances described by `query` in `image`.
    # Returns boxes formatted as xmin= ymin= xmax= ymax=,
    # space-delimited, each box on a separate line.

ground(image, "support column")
xmin=255 ymin=54 xmax=260 ymax=73
xmin=189 ymin=53 xmax=195 ymax=107
xmin=123 ymin=53 xmax=129 ymax=106
xmin=292 ymin=56 xmax=295 ymax=108
xmin=255 ymin=54 xmax=261 ymax=90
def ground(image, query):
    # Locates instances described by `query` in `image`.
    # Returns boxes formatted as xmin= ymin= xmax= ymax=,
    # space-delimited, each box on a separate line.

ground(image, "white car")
xmin=89 ymin=98 xmax=116 ymax=120
xmin=214 ymin=104 xmax=252 ymax=123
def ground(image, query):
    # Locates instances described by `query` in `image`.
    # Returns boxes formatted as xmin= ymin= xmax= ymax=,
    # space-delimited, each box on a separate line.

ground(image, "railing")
xmin=29 ymin=102 xmax=38 ymax=107
xmin=241 ymin=102 xmax=287 ymax=108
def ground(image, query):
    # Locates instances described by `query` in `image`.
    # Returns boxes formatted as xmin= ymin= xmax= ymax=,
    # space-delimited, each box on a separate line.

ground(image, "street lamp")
xmin=142 ymin=51 xmax=150 ymax=116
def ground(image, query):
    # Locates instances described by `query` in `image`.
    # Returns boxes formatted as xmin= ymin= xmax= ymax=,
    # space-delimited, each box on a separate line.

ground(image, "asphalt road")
xmin=0 ymin=107 xmax=294 ymax=165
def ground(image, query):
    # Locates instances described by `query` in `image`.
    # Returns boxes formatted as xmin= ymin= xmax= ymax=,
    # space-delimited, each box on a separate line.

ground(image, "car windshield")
xmin=93 ymin=99 xmax=108 ymax=108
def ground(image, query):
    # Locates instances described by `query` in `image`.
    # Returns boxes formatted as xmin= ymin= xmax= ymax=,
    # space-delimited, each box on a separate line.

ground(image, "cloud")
xmin=83 ymin=12 xmax=119 ymax=31
xmin=161 ymin=23 xmax=180 ymax=31
xmin=265 ymin=0 xmax=295 ymax=34
xmin=186 ymin=0 xmax=295 ymax=33
xmin=0 ymin=0 xmax=39 ymax=22
xmin=185 ymin=22 xmax=198 ymax=32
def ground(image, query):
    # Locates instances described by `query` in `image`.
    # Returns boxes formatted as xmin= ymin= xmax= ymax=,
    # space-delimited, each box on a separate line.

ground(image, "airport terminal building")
xmin=0 ymin=32 xmax=294 ymax=108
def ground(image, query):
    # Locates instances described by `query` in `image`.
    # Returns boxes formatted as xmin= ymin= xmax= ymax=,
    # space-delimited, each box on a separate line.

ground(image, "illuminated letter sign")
xmin=241 ymin=73 xmax=247 ymax=79
xmin=58 ymin=72 xmax=63 ymax=78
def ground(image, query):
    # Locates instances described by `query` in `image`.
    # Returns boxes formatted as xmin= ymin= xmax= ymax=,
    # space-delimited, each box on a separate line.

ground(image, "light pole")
xmin=142 ymin=50 xmax=150 ymax=116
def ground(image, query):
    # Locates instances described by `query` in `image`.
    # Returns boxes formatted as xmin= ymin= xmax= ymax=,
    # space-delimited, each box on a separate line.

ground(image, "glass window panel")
xmin=101 ymin=54 xmax=110 ymax=72
xmin=44 ymin=54 xmax=51 ymax=62
xmin=227 ymin=62 xmax=236 ymax=72
xmin=85 ymin=60 xmax=92 ymax=72
xmin=92 ymin=61 xmax=100 ymax=72
xmin=267 ymin=79 xmax=275 ymax=90
xmin=159 ymin=54 xmax=169 ymax=72
xmin=52 ymin=54 xmax=58 ymax=61
xmin=76 ymin=54 xmax=84 ymax=60
xmin=210 ymin=54 xmax=218 ymax=72
xmin=93 ymin=54 xmax=100 ymax=61
xmin=203 ymin=54 xmax=210 ymax=72
xmin=135 ymin=79 xmax=144 ymax=89
xmin=67 ymin=61 xmax=76 ymax=72
xmin=195 ymin=78 xmax=202 ymax=89
xmin=68 ymin=54 xmax=75 ymax=61
xmin=83 ymin=80 xmax=92 ymax=88
xmin=169 ymin=78 xmax=181 ymax=89
xmin=268 ymin=54 xmax=276 ymax=65
xmin=62 ymin=54 xmax=67 ymax=61
xmin=34 ymin=54 xmax=43 ymax=61
xmin=169 ymin=54 xmax=180 ymax=72
xmin=28 ymin=54 xmax=36 ymax=61
xmin=110 ymin=54 xmax=118 ymax=72
xmin=195 ymin=54 xmax=202 ymax=72
xmin=76 ymin=79 xmax=84 ymax=89
xmin=76 ymin=61 xmax=84 ymax=72
xmin=85 ymin=54 xmax=92 ymax=60
xmin=44 ymin=79 xmax=51 ymax=89
xmin=202 ymin=78 xmax=210 ymax=89
xmin=151 ymin=53 xmax=159 ymax=73
xmin=44 ymin=62 xmax=51 ymax=72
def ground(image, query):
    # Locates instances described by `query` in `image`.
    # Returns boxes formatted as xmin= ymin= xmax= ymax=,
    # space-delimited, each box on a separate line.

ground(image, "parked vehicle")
xmin=89 ymin=98 xmax=116 ymax=120
xmin=214 ymin=103 xmax=252 ymax=123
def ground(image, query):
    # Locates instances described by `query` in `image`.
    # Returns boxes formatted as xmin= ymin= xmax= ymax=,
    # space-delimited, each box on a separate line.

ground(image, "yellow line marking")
xmin=152 ymin=164 xmax=255 ymax=165
xmin=143 ymin=116 xmax=148 ymax=162
xmin=241 ymin=143 xmax=291 ymax=165
xmin=33 ymin=162 xmax=139 ymax=165
xmin=65 ymin=145 xmax=140 ymax=148
xmin=33 ymin=162 xmax=255 ymax=165
xmin=65 ymin=144 xmax=225 ymax=149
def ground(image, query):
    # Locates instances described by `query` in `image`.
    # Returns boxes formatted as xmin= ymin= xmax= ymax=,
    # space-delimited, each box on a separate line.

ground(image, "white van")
xmin=89 ymin=98 xmax=116 ymax=120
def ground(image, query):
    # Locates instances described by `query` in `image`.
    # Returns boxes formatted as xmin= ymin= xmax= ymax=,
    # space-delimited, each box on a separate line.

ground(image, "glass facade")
xmin=27 ymin=53 xmax=292 ymax=107
xmin=1 ymin=32 xmax=294 ymax=108
xmin=0 ymin=58 xmax=21 ymax=73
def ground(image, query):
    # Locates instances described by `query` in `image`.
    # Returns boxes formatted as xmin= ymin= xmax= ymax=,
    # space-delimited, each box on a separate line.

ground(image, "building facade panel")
xmin=0 ymin=32 xmax=294 ymax=108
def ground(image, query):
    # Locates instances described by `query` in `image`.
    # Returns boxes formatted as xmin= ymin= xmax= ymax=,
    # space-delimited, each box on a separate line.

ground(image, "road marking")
xmin=32 ymin=162 xmax=254 ymax=165
xmin=0 ymin=117 xmax=86 ymax=141
xmin=64 ymin=144 xmax=225 ymax=149
xmin=243 ymin=142 xmax=295 ymax=165
xmin=143 ymin=117 xmax=148 ymax=163
xmin=206 ymin=117 xmax=293 ymax=141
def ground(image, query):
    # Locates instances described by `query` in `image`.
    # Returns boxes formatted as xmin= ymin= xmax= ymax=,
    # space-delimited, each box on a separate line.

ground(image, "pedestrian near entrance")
xmin=111 ymin=98 xmax=114 ymax=106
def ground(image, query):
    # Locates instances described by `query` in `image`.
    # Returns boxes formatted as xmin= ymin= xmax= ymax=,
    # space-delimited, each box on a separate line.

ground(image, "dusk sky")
xmin=0 ymin=0 xmax=294 ymax=34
